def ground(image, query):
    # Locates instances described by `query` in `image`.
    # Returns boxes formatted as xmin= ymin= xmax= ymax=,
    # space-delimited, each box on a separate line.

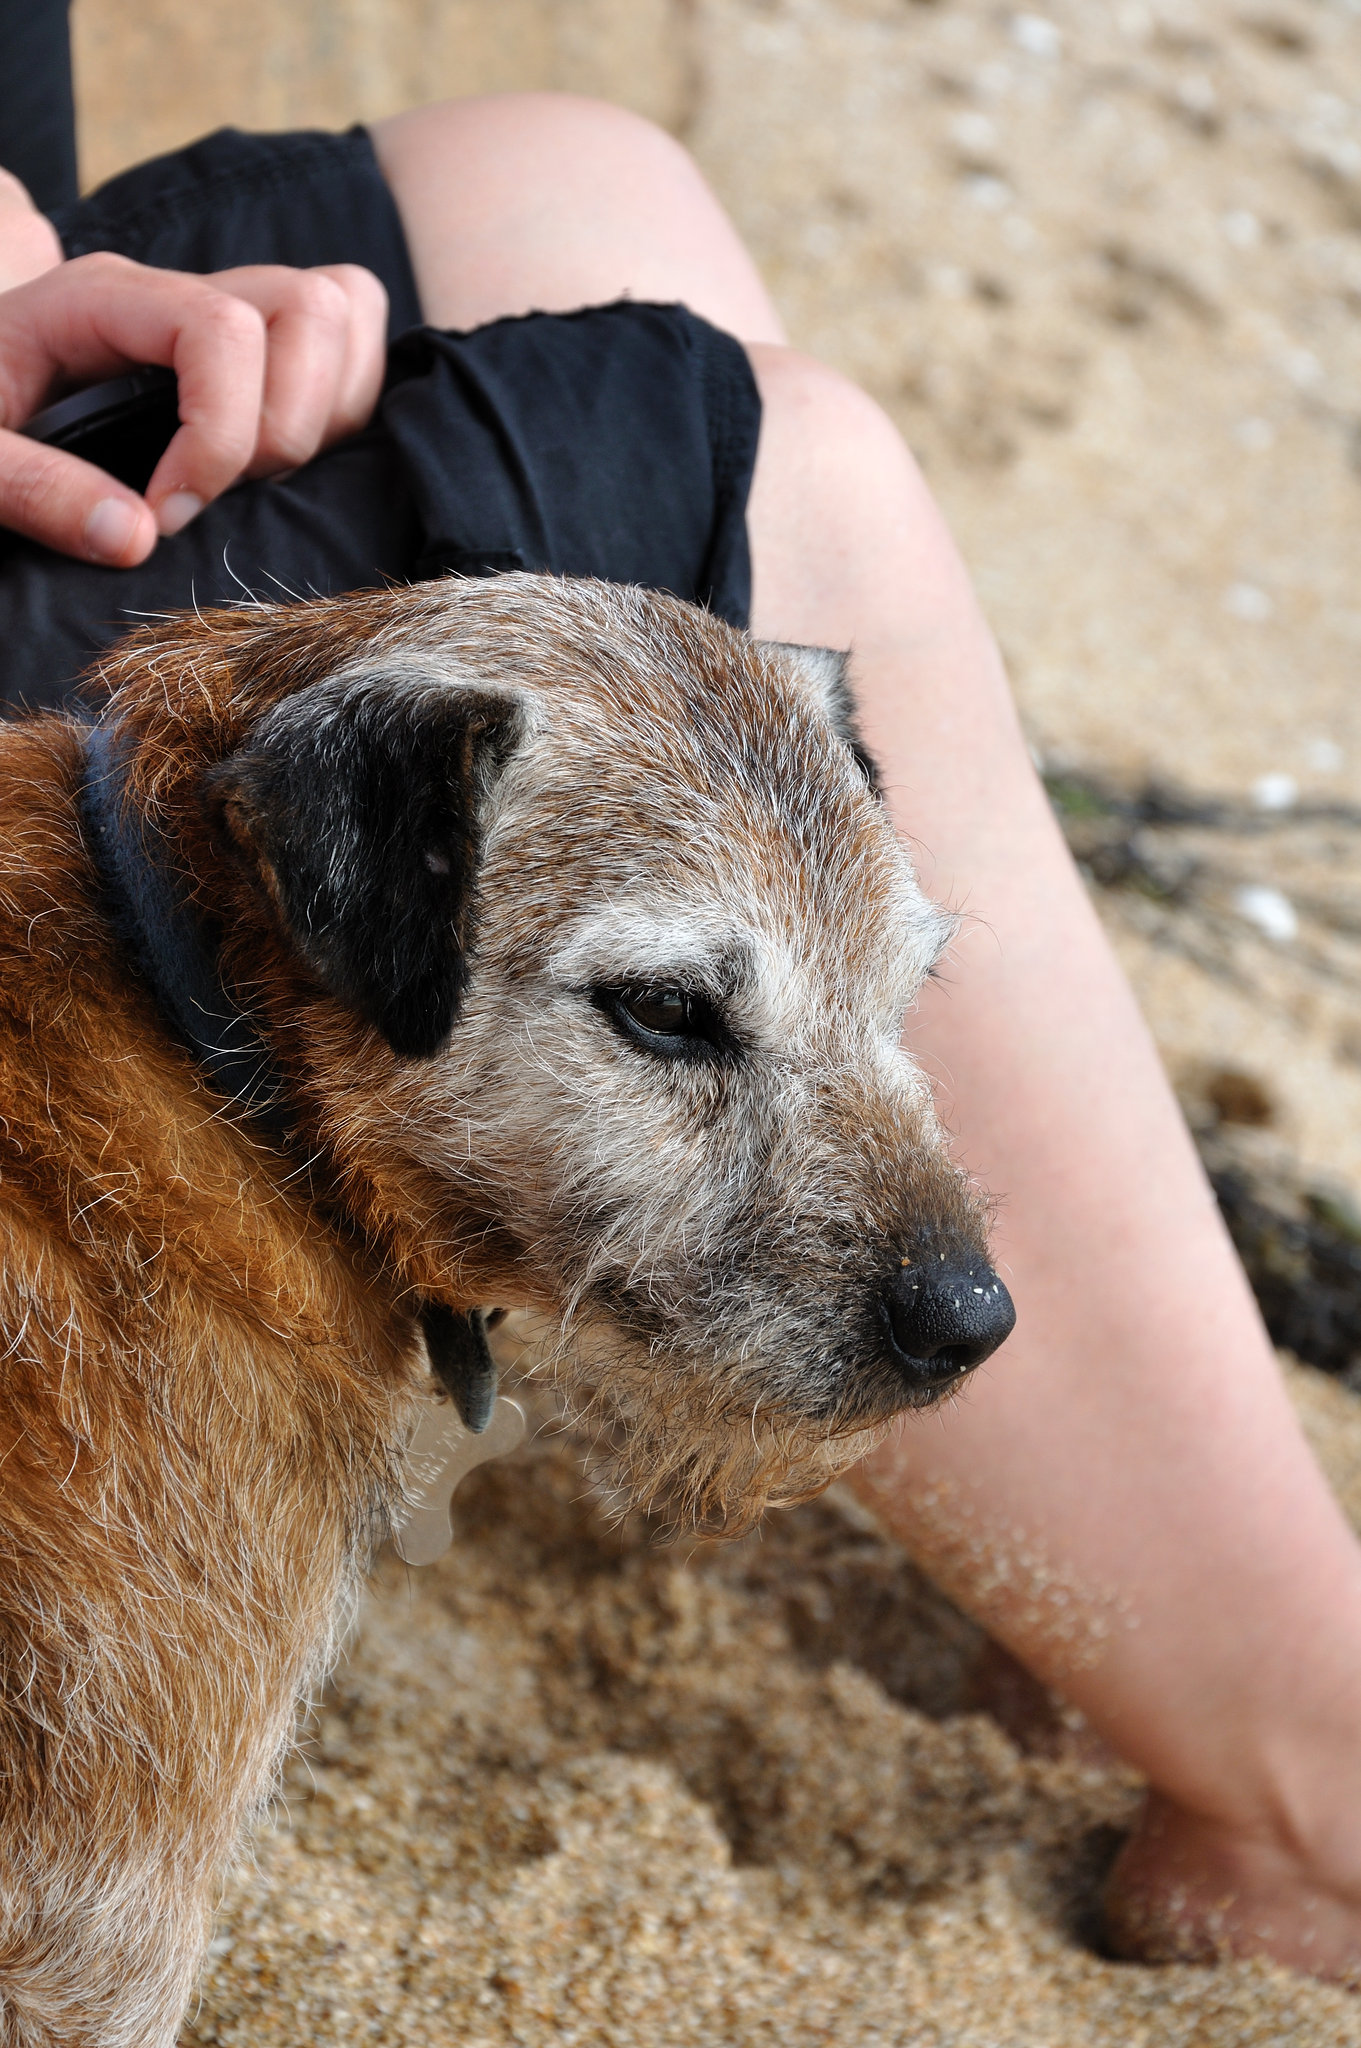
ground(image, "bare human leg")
xmin=372 ymin=94 xmax=1361 ymax=1979
xmin=743 ymin=343 xmax=1361 ymax=1979
xmin=371 ymin=94 xmax=786 ymax=344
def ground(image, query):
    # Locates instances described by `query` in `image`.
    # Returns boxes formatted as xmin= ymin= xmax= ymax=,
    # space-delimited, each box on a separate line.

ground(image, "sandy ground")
xmin=64 ymin=1 xmax=1361 ymax=2040
xmin=165 ymin=1362 xmax=1361 ymax=2048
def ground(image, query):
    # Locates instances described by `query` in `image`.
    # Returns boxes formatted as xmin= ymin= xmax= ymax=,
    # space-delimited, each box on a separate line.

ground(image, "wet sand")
xmin=65 ymin=1 xmax=1361 ymax=2039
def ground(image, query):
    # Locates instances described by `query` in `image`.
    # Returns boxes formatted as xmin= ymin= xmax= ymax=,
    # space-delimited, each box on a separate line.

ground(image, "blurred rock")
xmin=1205 ymin=1066 xmax=1275 ymax=1127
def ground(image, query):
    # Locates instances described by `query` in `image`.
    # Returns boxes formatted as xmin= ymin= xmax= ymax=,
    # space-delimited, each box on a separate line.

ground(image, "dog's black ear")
xmin=208 ymin=680 xmax=522 ymax=1058
xmin=760 ymin=642 xmax=881 ymax=797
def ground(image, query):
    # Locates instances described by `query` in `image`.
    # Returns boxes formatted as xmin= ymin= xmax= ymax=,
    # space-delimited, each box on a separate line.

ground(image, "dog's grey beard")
xmin=502 ymin=1311 xmax=892 ymax=1537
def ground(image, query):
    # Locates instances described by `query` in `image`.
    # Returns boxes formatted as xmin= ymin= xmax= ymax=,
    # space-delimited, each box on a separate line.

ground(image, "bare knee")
xmin=746 ymin=344 xmax=970 ymax=648
xmin=372 ymin=94 xmax=785 ymax=342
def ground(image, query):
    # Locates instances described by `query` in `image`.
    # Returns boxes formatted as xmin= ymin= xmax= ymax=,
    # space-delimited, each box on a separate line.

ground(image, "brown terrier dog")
xmin=0 ymin=575 xmax=1013 ymax=2046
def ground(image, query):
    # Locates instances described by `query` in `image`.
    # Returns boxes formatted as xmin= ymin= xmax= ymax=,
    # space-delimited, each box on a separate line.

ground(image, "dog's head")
xmin=100 ymin=575 xmax=1013 ymax=1531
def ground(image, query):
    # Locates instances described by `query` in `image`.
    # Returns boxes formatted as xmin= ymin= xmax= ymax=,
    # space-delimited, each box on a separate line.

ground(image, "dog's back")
xmin=0 ymin=718 xmax=417 ymax=2048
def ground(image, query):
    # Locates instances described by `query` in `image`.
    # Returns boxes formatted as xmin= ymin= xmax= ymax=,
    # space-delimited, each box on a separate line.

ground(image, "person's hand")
xmin=0 ymin=170 xmax=63 ymax=292
xmin=0 ymin=252 xmax=389 ymax=565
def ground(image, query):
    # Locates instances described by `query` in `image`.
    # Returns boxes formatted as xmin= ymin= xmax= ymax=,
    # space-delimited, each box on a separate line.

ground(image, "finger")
xmin=208 ymin=266 xmax=349 ymax=478
xmin=0 ymin=170 xmax=64 ymax=292
xmin=209 ymin=263 xmax=388 ymax=472
xmin=0 ymin=255 xmax=270 ymax=535
xmin=313 ymin=265 xmax=389 ymax=442
xmin=252 ymin=268 xmax=352 ymax=477
xmin=0 ymin=428 xmax=155 ymax=564
xmin=140 ymin=288 xmax=267 ymax=533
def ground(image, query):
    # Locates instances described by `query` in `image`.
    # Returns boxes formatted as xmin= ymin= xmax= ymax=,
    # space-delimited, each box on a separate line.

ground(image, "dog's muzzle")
xmin=882 ymin=1251 xmax=1016 ymax=1392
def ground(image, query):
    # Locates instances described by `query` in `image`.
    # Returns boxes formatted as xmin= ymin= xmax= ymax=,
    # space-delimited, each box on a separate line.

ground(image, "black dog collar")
xmin=78 ymin=722 xmax=499 ymax=1432
xmin=80 ymin=722 xmax=292 ymax=1142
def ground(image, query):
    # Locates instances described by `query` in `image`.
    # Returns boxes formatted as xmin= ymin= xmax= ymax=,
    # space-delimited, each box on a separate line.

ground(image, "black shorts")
xmin=1 ymin=127 xmax=762 ymax=715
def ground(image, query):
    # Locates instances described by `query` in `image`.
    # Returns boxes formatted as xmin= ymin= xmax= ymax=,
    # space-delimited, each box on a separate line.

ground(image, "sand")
xmin=164 ymin=1367 xmax=1361 ymax=2048
xmin=61 ymin=0 xmax=1361 ymax=2039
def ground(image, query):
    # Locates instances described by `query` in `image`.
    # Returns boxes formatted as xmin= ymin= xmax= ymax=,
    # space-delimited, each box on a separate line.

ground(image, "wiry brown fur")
xmin=0 ymin=575 xmax=995 ymax=2044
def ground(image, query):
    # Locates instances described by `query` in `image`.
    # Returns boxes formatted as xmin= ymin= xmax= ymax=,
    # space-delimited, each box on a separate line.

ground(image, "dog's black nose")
xmin=883 ymin=1253 xmax=1016 ymax=1390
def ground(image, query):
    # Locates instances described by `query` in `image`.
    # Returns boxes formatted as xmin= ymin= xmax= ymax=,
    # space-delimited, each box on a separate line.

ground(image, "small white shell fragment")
xmin=1224 ymin=582 xmax=1273 ymax=622
xmin=1010 ymin=13 xmax=1062 ymax=57
xmin=950 ymin=111 xmax=999 ymax=157
xmin=930 ymin=262 xmax=971 ymax=299
xmin=1251 ymin=772 xmax=1298 ymax=811
xmin=1282 ymin=347 xmax=1322 ymax=389
xmin=1222 ymin=209 xmax=1261 ymax=249
xmin=965 ymin=175 xmax=1012 ymax=210
xmin=1234 ymin=417 xmax=1275 ymax=452
xmin=1233 ymin=884 xmax=1298 ymax=944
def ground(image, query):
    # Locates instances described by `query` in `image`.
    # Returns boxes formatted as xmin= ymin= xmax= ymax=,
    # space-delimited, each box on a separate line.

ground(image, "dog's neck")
xmin=80 ymin=723 xmax=294 ymax=1147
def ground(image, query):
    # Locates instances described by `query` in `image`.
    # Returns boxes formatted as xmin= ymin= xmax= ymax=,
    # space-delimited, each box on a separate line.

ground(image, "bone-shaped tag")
xmin=393 ymin=1393 xmax=527 ymax=1566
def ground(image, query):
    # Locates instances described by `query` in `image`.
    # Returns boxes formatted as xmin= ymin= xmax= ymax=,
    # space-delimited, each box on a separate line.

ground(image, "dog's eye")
xmin=591 ymin=984 xmax=728 ymax=1058
xmin=622 ymin=988 xmax=688 ymax=1035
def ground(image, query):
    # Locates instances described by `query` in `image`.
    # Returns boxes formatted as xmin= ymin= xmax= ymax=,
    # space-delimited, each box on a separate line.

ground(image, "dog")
xmin=0 ymin=574 xmax=1013 ymax=2047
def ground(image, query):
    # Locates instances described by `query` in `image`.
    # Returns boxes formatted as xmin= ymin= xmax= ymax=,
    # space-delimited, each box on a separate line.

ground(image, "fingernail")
xmin=155 ymin=490 xmax=205 ymax=538
xmin=84 ymin=497 xmax=142 ymax=564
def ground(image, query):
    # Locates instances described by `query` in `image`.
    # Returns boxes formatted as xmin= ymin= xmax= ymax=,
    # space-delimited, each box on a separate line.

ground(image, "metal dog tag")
xmin=393 ymin=1393 xmax=527 ymax=1566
